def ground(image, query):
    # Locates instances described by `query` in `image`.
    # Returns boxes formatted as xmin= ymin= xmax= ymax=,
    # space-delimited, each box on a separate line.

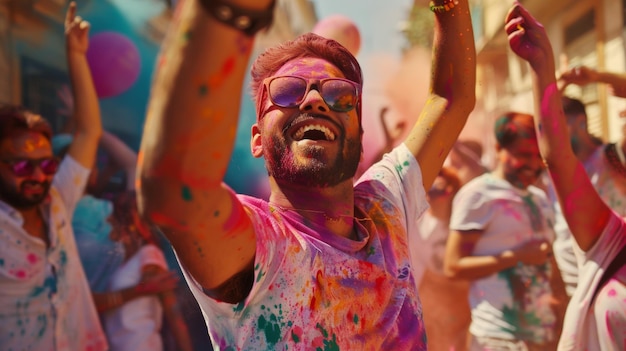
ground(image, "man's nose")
xmin=299 ymin=89 xmax=328 ymax=113
xmin=28 ymin=165 xmax=48 ymax=182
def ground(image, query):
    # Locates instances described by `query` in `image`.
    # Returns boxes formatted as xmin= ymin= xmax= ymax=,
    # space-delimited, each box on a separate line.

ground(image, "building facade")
xmin=471 ymin=0 xmax=626 ymax=166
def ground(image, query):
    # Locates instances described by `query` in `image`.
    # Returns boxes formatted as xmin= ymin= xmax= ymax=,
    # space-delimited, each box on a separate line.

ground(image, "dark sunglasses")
xmin=263 ymin=75 xmax=360 ymax=113
xmin=2 ymin=157 xmax=60 ymax=177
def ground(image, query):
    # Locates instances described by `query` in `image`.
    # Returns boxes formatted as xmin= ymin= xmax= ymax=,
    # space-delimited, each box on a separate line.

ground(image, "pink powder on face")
xmin=274 ymin=58 xmax=344 ymax=79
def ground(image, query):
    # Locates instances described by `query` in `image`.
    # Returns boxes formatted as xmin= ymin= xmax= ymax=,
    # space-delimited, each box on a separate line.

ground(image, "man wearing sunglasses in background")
xmin=0 ymin=3 xmax=107 ymax=350
xmin=137 ymin=0 xmax=475 ymax=349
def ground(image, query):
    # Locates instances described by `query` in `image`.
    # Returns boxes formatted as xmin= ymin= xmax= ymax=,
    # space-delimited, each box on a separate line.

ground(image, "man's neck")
xmin=268 ymin=177 xmax=357 ymax=239
xmin=19 ymin=205 xmax=50 ymax=246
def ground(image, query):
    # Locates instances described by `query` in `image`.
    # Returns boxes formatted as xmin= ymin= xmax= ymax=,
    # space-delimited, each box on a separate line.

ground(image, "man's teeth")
xmin=294 ymin=124 xmax=336 ymax=141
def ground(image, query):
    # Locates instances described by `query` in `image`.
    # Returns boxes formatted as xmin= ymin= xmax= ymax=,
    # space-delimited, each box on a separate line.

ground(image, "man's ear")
xmin=251 ymin=123 xmax=263 ymax=158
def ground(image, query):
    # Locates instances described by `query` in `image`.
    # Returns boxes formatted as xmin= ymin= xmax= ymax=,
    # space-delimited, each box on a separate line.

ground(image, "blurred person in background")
xmin=0 ymin=2 xmax=107 ymax=349
xmin=445 ymin=112 xmax=568 ymax=351
xmin=103 ymin=191 xmax=193 ymax=351
xmin=411 ymin=166 xmax=471 ymax=351
xmin=505 ymin=3 xmax=626 ymax=349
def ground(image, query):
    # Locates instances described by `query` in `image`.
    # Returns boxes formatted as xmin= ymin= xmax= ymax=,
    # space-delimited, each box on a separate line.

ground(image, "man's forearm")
xmin=68 ymin=52 xmax=101 ymax=139
xmin=430 ymin=0 xmax=476 ymax=112
xmin=138 ymin=0 xmax=257 ymax=189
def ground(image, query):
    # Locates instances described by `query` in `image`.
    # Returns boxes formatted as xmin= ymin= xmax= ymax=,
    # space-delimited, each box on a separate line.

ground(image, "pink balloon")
xmin=86 ymin=32 xmax=141 ymax=98
xmin=313 ymin=14 xmax=361 ymax=56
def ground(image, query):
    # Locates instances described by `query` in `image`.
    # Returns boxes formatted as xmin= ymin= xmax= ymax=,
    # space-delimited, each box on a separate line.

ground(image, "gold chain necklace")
xmin=269 ymin=203 xmax=371 ymax=223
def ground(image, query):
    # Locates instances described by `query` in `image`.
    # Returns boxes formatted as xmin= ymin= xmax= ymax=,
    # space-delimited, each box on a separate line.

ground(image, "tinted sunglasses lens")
xmin=40 ymin=158 xmax=59 ymax=175
xmin=269 ymin=77 xmax=307 ymax=108
xmin=11 ymin=160 xmax=34 ymax=177
xmin=322 ymin=80 xmax=356 ymax=111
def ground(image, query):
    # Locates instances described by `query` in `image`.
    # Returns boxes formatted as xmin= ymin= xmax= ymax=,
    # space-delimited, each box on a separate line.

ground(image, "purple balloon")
xmin=86 ymin=32 xmax=141 ymax=98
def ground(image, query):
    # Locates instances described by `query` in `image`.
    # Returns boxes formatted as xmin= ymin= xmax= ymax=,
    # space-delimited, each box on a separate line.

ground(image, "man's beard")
xmin=506 ymin=166 xmax=543 ymax=189
xmin=265 ymin=134 xmax=361 ymax=187
xmin=0 ymin=179 xmax=51 ymax=209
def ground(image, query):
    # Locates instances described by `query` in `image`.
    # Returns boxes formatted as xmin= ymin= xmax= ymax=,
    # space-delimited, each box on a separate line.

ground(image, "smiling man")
xmin=0 ymin=3 xmax=107 ymax=350
xmin=137 ymin=0 xmax=475 ymax=349
xmin=444 ymin=112 xmax=568 ymax=350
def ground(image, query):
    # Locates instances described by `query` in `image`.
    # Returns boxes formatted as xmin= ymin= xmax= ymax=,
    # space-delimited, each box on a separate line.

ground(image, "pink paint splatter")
xmin=13 ymin=270 xmax=26 ymax=279
xmin=26 ymin=253 xmax=38 ymax=264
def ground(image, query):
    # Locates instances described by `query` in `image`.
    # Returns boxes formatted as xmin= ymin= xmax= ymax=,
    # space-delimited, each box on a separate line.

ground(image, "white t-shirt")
xmin=409 ymin=211 xmax=449 ymax=288
xmin=0 ymin=156 xmax=107 ymax=351
xmin=182 ymin=144 xmax=429 ymax=350
xmin=104 ymin=244 xmax=168 ymax=351
xmin=557 ymin=212 xmax=626 ymax=351
xmin=450 ymin=173 xmax=557 ymax=343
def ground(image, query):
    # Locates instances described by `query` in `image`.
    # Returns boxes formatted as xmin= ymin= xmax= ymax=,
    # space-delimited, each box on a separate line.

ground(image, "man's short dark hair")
xmin=494 ymin=112 xmax=536 ymax=148
xmin=561 ymin=96 xmax=587 ymax=119
xmin=0 ymin=105 xmax=53 ymax=142
xmin=250 ymin=33 xmax=363 ymax=125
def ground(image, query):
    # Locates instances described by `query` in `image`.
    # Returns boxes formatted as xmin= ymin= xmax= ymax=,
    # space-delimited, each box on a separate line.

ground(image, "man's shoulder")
xmin=458 ymin=173 xmax=498 ymax=193
xmin=456 ymin=174 xmax=520 ymax=204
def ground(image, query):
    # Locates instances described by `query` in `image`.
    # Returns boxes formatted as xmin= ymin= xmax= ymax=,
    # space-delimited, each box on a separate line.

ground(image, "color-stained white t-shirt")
xmin=409 ymin=210 xmax=449 ymax=288
xmin=0 ymin=156 xmax=108 ymax=351
xmin=183 ymin=144 xmax=429 ymax=350
xmin=557 ymin=212 xmax=626 ymax=351
xmin=450 ymin=173 xmax=557 ymax=344
xmin=104 ymin=244 xmax=168 ymax=351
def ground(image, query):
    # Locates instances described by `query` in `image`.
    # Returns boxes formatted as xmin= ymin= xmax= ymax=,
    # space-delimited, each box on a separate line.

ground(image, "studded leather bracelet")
xmin=199 ymin=0 xmax=276 ymax=37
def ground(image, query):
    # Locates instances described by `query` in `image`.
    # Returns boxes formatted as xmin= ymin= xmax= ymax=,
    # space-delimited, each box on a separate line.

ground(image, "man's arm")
xmin=98 ymin=131 xmax=138 ymax=191
xmin=505 ymin=3 xmax=611 ymax=251
xmin=403 ymin=0 xmax=476 ymax=189
xmin=137 ymin=0 xmax=273 ymax=299
xmin=560 ymin=65 xmax=626 ymax=98
xmin=444 ymin=230 xmax=553 ymax=280
xmin=64 ymin=2 xmax=102 ymax=169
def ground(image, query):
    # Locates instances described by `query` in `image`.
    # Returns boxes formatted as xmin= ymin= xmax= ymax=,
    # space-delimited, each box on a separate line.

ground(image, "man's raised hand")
xmin=65 ymin=1 xmax=90 ymax=54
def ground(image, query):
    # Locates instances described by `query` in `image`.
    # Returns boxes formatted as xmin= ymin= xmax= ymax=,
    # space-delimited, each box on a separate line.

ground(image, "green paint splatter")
xmin=291 ymin=330 xmax=301 ymax=343
xmin=258 ymin=314 xmax=281 ymax=345
xmin=233 ymin=301 xmax=245 ymax=313
xmin=318 ymin=334 xmax=340 ymax=351
xmin=181 ymin=185 xmax=193 ymax=201
xmin=316 ymin=323 xmax=329 ymax=338
xmin=256 ymin=268 xmax=266 ymax=283
xmin=353 ymin=314 xmax=359 ymax=324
